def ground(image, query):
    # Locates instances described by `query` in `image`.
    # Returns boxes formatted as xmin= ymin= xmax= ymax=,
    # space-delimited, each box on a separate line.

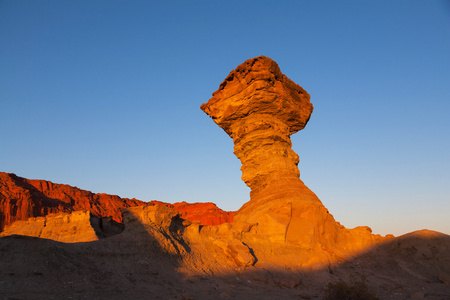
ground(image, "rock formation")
xmin=201 ymin=56 xmax=383 ymax=255
xmin=2 ymin=56 xmax=384 ymax=262
xmin=149 ymin=200 xmax=234 ymax=226
xmin=2 ymin=209 xmax=449 ymax=299
xmin=122 ymin=205 xmax=257 ymax=270
xmin=0 ymin=210 xmax=123 ymax=243
xmin=201 ymin=56 xmax=312 ymax=195
xmin=1 ymin=56 xmax=450 ymax=299
xmin=0 ymin=172 xmax=145 ymax=231
xmin=0 ymin=172 xmax=234 ymax=231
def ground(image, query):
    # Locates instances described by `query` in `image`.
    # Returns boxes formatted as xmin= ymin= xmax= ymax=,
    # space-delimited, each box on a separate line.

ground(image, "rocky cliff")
xmin=0 ymin=210 xmax=123 ymax=243
xmin=0 ymin=172 xmax=144 ymax=231
xmin=0 ymin=172 xmax=234 ymax=231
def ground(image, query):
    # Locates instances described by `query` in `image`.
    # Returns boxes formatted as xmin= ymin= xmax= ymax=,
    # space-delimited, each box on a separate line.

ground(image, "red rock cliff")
xmin=0 ymin=172 xmax=144 ymax=231
xmin=0 ymin=172 xmax=234 ymax=231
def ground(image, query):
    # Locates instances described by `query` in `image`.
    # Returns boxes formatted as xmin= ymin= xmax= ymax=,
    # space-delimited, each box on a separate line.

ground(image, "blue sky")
xmin=1 ymin=1 xmax=449 ymax=236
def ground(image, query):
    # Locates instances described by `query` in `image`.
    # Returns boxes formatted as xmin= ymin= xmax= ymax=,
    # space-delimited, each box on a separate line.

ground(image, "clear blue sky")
xmin=1 ymin=1 xmax=449 ymax=236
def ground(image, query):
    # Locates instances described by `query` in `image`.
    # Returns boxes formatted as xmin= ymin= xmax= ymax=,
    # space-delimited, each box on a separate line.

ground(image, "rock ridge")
xmin=0 ymin=172 xmax=234 ymax=231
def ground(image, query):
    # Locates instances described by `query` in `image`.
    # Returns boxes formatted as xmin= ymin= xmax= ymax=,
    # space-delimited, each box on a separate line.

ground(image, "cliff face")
xmin=0 ymin=210 xmax=124 ymax=243
xmin=0 ymin=172 xmax=234 ymax=231
xmin=0 ymin=172 xmax=144 ymax=231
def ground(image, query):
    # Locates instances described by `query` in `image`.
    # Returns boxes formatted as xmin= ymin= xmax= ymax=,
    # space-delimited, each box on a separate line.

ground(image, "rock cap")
xmin=201 ymin=55 xmax=313 ymax=137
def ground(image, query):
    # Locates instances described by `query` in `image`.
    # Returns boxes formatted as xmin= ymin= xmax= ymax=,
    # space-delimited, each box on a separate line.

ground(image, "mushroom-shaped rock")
xmin=201 ymin=56 xmax=382 ymax=252
xmin=201 ymin=56 xmax=312 ymax=194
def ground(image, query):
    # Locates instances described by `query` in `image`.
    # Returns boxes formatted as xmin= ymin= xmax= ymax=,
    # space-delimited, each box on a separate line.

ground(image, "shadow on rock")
xmin=1 ymin=205 xmax=450 ymax=299
xmin=0 ymin=206 xmax=189 ymax=299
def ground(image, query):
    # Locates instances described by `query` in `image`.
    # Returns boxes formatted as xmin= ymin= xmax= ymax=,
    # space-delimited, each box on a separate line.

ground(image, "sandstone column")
xmin=201 ymin=56 xmax=340 ymax=246
xmin=201 ymin=56 xmax=384 ymax=256
xmin=201 ymin=57 xmax=312 ymax=195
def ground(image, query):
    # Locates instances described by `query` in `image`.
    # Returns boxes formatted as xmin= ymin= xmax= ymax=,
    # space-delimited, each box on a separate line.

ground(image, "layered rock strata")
xmin=201 ymin=56 xmax=312 ymax=195
xmin=1 ymin=206 xmax=449 ymax=299
xmin=122 ymin=205 xmax=257 ymax=270
xmin=201 ymin=56 xmax=383 ymax=254
xmin=0 ymin=210 xmax=123 ymax=243
xmin=0 ymin=172 xmax=234 ymax=231
xmin=0 ymin=172 xmax=144 ymax=231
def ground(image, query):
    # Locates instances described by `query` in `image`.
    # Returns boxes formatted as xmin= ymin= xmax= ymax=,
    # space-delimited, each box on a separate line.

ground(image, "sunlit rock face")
xmin=201 ymin=56 xmax=312 ymax=195
xmin=0 ymin=172 xmax=145 ymax=231
xmin=201 ymin=56 xmax=381 ymax=251
xmin=0 ymin=172 xmax=233 ymax=232
xmin=148 ymin=200 xmax=235 ymax=226
xmin=0 ymin=210 xmax=124 ymax=243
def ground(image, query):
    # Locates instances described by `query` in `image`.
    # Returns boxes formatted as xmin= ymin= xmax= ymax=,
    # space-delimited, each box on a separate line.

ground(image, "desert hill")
xmin=1 ymin=56 xmax=449 ymax=299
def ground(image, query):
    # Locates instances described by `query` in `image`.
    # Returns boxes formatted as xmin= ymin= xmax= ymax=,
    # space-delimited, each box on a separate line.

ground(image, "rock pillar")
xmin=201 ymin=56 xmax=312 ymax=195
xmin=201 ymin=56 xmax=337 ymax=246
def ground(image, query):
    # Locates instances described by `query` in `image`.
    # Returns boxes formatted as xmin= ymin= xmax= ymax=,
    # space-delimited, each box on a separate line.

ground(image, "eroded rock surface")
xmin=0 ymin=56 xmax=449 ymax=299
xmin=148 ymin=200 xmax=234 ymax=226
xmin=201 ymin=56 xmax=312 ymax=194
xmin=0 ymin=172 xmax=144 ymax=231
xmin=2 ymin=211 xmax=449 ymax=299
xmin=0 ymin=210 xmax=123 ymax=243
xmin=201 ymin=56 xmax=384 ymax=256
xmin=121 ymin=205 xmax=255 ymax=270
xmin=0 ymin=172 xmax=233 ymax=231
